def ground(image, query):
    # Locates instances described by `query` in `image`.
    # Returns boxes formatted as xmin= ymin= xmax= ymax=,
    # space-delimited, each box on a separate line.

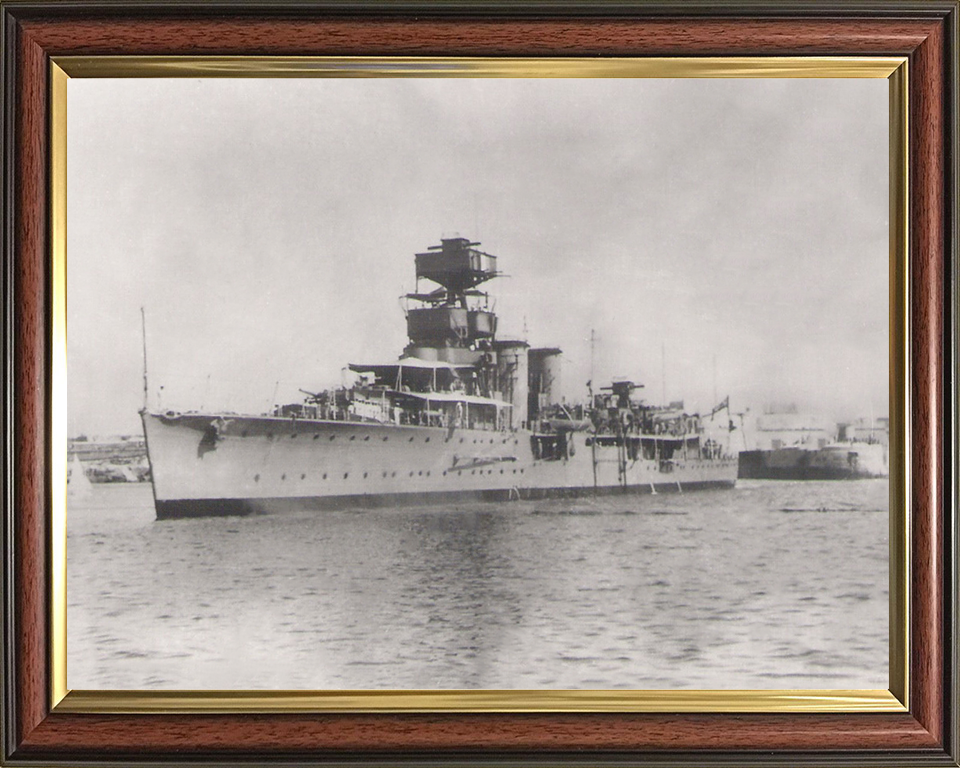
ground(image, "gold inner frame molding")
xmin=49 ymin=55 xmax=909 ymax=715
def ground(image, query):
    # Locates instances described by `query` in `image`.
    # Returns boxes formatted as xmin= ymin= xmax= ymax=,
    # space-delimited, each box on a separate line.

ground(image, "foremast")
xmin=404 ymin=236 xmax=499 ymax=365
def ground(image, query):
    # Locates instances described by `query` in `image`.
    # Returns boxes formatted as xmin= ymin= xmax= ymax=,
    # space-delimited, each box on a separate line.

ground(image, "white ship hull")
xmin=142 ymin=411 xmax=738 ymax=519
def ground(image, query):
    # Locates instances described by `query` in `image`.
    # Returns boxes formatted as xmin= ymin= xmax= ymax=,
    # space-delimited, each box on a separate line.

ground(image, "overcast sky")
xmin=67 ymin=77 xmax=888 ymax=437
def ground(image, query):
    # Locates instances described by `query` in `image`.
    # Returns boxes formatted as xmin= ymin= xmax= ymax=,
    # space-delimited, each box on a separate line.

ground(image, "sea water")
xmin=67 ymin=479 xmax=888 ymax=690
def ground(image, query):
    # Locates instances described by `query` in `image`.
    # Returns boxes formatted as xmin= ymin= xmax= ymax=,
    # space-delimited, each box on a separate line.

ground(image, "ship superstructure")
xmin=141 ymin=237 xmax=738 ymax=519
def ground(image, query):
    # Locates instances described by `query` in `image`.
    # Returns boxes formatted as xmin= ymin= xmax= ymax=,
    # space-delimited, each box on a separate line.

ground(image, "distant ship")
xmin=738 ymin=443 xmax=888 ymax=480
xmin=738 ymin=413 xmax=889 ymax=480
xmin=141 ymin=237 xmax=738 ymax=519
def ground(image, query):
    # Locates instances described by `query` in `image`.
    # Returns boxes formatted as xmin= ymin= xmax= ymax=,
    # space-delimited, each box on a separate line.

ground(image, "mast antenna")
xmin=140 ymin=307 xmax=149 ymax=411
xmin=713 ymin=354 xmax=717 ymax=404
xmin=661 ymin=342 xmax=666 ymax=405
xmin=589 ymin=329 xmax=596 ymax=398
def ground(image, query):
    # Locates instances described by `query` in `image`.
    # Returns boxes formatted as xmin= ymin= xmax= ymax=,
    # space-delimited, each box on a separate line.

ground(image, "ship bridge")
xmin=349 ymin=356 xmax=476 ymax=392
xmin=348 ymin=357 xmax=511 ymax=430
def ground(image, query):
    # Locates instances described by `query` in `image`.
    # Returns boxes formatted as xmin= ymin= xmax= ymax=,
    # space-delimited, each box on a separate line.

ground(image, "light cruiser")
xmin=142 ymin=237 xmax=737 ymax=519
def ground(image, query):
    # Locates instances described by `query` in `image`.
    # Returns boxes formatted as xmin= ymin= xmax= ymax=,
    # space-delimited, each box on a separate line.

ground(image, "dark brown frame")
xmin=2 ymin=3 xmax=957 ymax=765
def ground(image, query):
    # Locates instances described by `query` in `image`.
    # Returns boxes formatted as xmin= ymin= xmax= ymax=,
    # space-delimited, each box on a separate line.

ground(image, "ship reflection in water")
xmin=67 ymin=480 xmax=888 ymax=690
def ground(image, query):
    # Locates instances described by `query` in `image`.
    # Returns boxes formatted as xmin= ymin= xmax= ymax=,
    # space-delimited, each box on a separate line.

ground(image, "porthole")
xmin=323 ymin=473 xmax=328 ymax=480
xmin=383 ymin=471 xmax=388 ymax=478
xmin=329 ymin=435 xmax=336 ymax=441
xmin=364 ymin=435 xmax=370 ymax=441
xmin=281 ymin=473 xmax=286 ymax=480
xmin=443 ymin=471 xmax=447 ymax=476
xmin=409 ymin=471 xmax=414 ymax=477
xmin=350 ymin=435 xmax=356 ymax=441
xmin=409 ymin=436 xmax=415 ymax=442
xmin=241 ymin=430 xmax=249 ymax=438
xmin=426 ymin=471 xmax=430 ymax=476
xmin=382 ymin=436 xmax=389 ymax=442
xmin=391 ymin=471 xmax=397 ymax=478
xmin=254 ymin=473 xmax=260 ymax=482
xmin=300 ymin=473 xmax=306 ymax=480
xmin=313 ymin=434 xmax=319 ymax=440
xmin=290 ymin=434 xmax=297 ymax=439
xmin=343 ymin=472 xmax=349 ymax=479
xmin=363 ymin=472 xmax=368 ymax=478
xmin=425 ymin=437 xmax=430 ymax=443
xmin=418 ymin=471 xmax=422 ymax=476
xmin=266 ymin=433 xmax=273 ymax=439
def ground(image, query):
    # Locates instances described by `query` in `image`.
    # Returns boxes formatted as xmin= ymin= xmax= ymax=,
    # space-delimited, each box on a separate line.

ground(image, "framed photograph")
xmin=2 ymin=2 xmax=957 ymax=766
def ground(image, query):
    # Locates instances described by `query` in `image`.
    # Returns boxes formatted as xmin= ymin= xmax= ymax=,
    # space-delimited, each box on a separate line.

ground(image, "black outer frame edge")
xmin=3 ymin=748 xmax=960 ymax=768
xmin=1 ymin=5 xmax=19 ymax=766
xmin=0 ymin=0 xmax=957 ymax=18
xmin=0 ymin=1 xmax=956 ymax=767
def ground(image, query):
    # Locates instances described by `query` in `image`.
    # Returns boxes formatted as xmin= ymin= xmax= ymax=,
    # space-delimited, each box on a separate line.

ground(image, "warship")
xmin=141 ymin=237 xmax=738 ymax=519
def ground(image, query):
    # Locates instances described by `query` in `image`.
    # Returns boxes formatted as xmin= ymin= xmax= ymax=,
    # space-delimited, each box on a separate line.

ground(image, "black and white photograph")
xmin=65 ymin=75 xmax=889 ymax=691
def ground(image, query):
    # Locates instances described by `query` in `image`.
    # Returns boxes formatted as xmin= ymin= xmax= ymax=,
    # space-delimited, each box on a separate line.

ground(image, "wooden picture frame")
xmin=2 ymin=2 xmax=957 ymax=765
